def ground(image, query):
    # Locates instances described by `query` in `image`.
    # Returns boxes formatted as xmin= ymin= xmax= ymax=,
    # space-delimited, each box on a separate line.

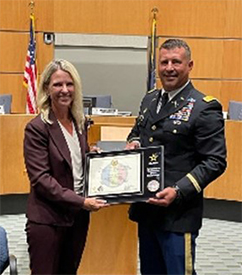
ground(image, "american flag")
xmin=23 ymin=14 xmax=38 ymax=114
xmin=147 ymin=16 xmax=157 ymax=93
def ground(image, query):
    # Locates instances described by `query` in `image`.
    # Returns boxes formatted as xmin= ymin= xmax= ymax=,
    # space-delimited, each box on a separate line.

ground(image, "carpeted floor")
xmin=0 ymin=214 xmax=241 ymax=275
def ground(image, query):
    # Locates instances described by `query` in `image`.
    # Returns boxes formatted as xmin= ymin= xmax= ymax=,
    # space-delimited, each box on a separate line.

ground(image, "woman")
xmin=24 ymin=59 xmax=108 ymax=275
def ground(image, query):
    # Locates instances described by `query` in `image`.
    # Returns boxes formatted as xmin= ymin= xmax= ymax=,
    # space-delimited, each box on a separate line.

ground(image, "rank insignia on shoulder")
xmin=203 ymin=95 xmax=218 ymax=103
xmin=147 ymin=88 xmax=156 ymax=94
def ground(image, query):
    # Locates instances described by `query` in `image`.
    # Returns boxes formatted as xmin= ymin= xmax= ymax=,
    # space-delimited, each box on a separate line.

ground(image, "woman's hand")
xmin=125 ymin=141 xmax=140 ymax=150
xmin=83 ymin=198 xmax=109 ymax=212
xmin=89 ymin=145 xmax=101 ymax=153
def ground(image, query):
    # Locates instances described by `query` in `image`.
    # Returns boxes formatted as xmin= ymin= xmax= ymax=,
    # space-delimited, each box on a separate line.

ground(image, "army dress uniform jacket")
xmin=24 ymin=110 xmax=89 ymax=227
xmin=127 ymin=82 xmax=227 ymax=233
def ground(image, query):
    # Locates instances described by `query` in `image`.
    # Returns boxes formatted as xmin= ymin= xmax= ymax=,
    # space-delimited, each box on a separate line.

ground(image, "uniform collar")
xmin=162 ymin=80 xmax=190 ymax=102
xmin=149 ymin=81 xmax=194 ymax=122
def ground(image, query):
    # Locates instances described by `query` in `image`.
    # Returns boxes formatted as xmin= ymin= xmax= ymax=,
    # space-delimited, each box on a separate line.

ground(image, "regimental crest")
xmin=169 ymin=97 xmax=196 ymax=121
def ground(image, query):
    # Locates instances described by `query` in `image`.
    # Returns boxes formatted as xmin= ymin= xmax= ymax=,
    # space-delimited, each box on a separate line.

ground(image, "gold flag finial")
xmin=151 ymin=7 xmax=158 ymax=19
xmin=29 ymin=1 xmax=35 ymax=15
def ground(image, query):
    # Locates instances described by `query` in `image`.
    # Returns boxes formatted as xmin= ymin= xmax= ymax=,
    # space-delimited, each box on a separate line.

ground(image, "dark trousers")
xmin=138 ymin=223 xmax=198 ymax=275
xmin=26 ymin=210 xmax=89 ymax=275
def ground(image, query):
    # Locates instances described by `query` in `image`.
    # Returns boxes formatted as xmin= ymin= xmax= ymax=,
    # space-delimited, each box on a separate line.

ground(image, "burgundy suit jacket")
xmin=24 ymin=110 xmax=89 ymax=226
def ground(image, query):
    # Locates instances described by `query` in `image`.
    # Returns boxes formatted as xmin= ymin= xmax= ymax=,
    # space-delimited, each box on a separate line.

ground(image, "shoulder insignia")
xmin=203 ymin=95 xmax=218 ymax=103
xmin=147 ymin=88 xmax=156 ymax=94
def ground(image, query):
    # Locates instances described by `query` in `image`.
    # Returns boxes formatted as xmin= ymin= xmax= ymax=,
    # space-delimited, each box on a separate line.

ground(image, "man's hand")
xmin=148 ymin=187 xmax=177 ymax=207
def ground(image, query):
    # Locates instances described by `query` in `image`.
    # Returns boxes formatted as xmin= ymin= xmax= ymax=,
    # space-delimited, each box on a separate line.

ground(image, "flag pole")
xmin=23 ymin=0 xmax=38 ymax=114
xmin=147 ymin=7 xmax=158 ymax=93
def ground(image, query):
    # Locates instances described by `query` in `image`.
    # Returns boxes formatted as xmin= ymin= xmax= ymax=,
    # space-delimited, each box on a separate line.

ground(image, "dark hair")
xmin=160 ymin=39 xmax=191 ymax=60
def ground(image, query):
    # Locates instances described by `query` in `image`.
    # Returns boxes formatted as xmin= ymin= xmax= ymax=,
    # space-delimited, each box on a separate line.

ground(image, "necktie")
xmin=162 ymin=92 xmax=169 ymax=107
xmin=156 ymin=92 xmax=169 ymax=113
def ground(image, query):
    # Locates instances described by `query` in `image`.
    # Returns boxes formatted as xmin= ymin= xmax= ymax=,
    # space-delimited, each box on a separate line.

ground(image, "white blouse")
xmin=58 ymin=121 xmax=84 ymax=195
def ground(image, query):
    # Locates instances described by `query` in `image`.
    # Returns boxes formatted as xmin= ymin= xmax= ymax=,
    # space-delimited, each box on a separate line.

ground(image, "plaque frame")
xmin=84 ymin=145 xmax=164 ymax=204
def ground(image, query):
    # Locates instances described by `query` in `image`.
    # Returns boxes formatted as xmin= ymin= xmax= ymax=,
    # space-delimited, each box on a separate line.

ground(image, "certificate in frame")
xmin=84 ymin=145 xmax=164 ymax=204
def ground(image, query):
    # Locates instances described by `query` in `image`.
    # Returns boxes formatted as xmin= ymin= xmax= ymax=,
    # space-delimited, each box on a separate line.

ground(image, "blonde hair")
xmin=37 ymin=59 xmax=84 ymax=130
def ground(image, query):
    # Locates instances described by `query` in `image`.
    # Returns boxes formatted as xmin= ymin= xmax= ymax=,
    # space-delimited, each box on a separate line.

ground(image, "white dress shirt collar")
xmin=161 ymin=80 xmax=190 ymax=102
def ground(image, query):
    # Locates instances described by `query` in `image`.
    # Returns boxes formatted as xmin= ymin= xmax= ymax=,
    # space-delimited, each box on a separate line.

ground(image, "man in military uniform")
xmin=126 ymin=39 xmax=227 ymax=275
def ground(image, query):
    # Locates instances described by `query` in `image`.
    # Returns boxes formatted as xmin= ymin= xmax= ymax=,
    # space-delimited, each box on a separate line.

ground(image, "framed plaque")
xmin=84 ymin=145 xmax=164 ymax=204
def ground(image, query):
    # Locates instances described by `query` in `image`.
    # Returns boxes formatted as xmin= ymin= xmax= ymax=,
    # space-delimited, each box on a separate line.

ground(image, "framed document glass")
xmin=84 ymin=145 xmax=164 ymax=204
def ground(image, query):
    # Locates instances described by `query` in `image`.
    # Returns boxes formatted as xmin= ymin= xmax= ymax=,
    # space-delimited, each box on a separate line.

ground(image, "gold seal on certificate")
xmin=84 ymin=145 xmax=164 ymax=204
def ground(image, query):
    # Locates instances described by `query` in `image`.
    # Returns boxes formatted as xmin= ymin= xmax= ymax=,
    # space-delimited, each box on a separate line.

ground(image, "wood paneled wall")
xmin=0 ymin=115 xmax=33 ymax=194
xmin=1 ymin=0 xmax=241 ymax=37
xmin=0 ymin=0 xmax=241 ymax=113
xmin=0 ymin=32 xmax=53 ymax=113
xmin=204 ymin=120 xmax=242 ymax=201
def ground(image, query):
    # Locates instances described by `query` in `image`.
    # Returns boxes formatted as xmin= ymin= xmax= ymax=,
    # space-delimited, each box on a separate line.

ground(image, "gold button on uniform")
xmin=149 ymin=137 xmax=153 ymax=143
xmin=173 ymin=129 xmax=177 ymax=134
xmin=151 ymin=125 xmax=156 ymax=131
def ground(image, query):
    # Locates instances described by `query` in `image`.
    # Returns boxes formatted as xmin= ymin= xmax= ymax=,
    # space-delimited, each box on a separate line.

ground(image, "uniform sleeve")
xmin=127 ymin=96 xmax=146 ymax=143
xmin=24 ymin=121 xmax=85 ymax=210
xmin=127 ymin=117 xmax=141 ymax=143
xmin=176 ymin=100 xmax=227 ymax=199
